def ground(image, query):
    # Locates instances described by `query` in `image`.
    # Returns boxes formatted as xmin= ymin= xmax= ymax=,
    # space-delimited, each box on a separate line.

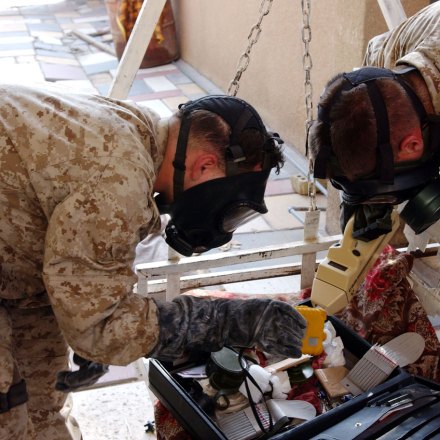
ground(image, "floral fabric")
xmin=339 ymin=245 xmax=440 ymax=382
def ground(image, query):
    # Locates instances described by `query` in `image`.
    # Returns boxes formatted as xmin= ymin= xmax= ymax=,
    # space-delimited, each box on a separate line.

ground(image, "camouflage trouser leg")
xmin=0 ymin=303 xmax=78 ymax=440
xmin=0 ymin=304 xmax=29 ymax=439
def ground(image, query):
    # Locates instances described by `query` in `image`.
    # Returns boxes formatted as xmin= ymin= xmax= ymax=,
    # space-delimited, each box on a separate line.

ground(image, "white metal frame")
xmin=136 ymin=235 xmax=341 ymax=300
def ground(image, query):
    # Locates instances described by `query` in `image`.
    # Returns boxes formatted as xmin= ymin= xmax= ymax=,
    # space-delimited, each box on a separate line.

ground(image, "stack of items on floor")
xmin=156 ymin=311 xmax=424 ymax=440
xmin=150 ymin=245 xmax=440 ymax=440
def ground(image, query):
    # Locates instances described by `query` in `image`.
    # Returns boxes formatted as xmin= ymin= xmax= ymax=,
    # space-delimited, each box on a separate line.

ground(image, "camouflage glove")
xmin=150 ymin=296 xmax=306 ymax=361
xmin=55 ymin=353 xmax=109 ymax=392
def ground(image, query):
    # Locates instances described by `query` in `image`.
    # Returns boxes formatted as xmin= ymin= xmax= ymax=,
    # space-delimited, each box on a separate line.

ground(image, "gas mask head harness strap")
xmin=156 ymin=95 xmax=283 ymax=256
xmin=313 ymin=66 xmax=440 ymax=235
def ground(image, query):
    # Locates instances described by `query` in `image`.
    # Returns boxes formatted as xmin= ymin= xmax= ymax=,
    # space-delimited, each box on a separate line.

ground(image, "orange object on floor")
xmin=105 ymin=0 xmax=180 ymax=68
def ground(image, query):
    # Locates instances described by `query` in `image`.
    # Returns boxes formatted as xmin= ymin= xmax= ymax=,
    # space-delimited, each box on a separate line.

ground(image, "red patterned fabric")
xmin=154 ymin=401 xmax=193 ymax=440
xmin=287 ymin=378 xmax=322 ymax=415
xmin=338 ymin=245 xmax=440 ymax=382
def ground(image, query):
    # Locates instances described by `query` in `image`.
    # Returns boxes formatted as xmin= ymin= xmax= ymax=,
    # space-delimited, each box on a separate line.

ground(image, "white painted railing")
xmin=136 ymin=235 xmax=341 ymax=300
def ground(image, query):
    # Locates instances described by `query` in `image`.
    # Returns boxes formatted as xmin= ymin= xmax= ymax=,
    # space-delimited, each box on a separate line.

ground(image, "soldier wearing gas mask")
xmin=0 ymin=84 xmax=305 ymax=440
xmin=309 ymin=3 xmax=440 ymax=242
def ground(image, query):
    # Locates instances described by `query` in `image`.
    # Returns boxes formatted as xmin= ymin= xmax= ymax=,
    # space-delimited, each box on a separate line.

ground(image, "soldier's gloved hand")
xmin=149 ymin=296 xmax=307 ymax=361
xmin=55 ymin=353 xmax=109 ymax=392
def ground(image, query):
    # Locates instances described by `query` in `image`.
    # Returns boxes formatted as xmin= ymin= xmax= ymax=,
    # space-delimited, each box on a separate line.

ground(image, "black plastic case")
xmin=148 ymin=315 xmax=419 ymax=440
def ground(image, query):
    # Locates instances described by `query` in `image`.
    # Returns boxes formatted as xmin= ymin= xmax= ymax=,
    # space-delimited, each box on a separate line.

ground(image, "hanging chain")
xmin=301 ymin=0 xmax=317 ymax=211
xmin=227 ymin=0 xmax=274 ymax=96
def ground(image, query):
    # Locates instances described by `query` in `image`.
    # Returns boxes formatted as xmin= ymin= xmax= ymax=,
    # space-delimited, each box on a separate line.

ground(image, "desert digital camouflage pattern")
xmin=0 ymin=84 xmax=168 ymax=438
xmin=364 ymin=2 xmax=440 ymax=112
xmin=0 ymin=305 xmax=77 ymax=440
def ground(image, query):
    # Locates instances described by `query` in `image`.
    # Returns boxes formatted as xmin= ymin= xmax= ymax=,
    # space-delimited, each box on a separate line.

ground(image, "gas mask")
xmin=156 ymin=169 xmax=270 ymax=256
xmin=155 ymin=95 xmax=282 ymax=256
xmin=313 ymin=66 xmax=440 ymax=239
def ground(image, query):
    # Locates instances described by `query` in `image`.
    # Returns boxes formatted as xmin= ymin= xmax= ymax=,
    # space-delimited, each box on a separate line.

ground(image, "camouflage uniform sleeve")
xmin=363 ymin=3 xmax=440 ymax=112
xmin=362 ymin=31 xmax=390 ymax=67
xmin=43 ymin=157 xmax=161 ymax=366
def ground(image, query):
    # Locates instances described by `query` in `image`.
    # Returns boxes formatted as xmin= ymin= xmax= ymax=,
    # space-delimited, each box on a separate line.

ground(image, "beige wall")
xmin=172 ymin=0 xmax=428 ymax=154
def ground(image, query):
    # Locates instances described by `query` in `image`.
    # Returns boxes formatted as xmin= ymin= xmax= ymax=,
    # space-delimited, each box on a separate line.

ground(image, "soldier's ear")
xmin=188 ymin=153 xmax=220 ymax=181
xmin=396 ymin=130 xmax=423 ymax=162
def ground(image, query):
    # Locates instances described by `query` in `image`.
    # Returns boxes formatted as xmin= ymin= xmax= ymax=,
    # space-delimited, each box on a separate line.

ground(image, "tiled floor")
xmin=0 ymin=0 xmax=327 ymax=438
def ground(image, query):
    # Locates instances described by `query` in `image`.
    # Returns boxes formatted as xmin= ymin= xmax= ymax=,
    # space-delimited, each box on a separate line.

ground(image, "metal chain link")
xmin=227 ymin=0 xmax=274 ymax=96
xmin=301 ymin=0 xmax=317 ymax=211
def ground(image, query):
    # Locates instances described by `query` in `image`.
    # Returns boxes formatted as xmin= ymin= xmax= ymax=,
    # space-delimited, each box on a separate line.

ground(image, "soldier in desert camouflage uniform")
xmin=0 ymin=85 xmax=307 ymax=439
xmin=308 ymin=2 xmax=440 ymax=237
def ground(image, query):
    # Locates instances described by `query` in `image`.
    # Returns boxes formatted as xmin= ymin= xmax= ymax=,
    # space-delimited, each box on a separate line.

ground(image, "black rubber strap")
xmin=0 ymin=380 xmax=28 ymax=413
xmin=173 ymin=111 xmax=192 ymax=197
xmin=365 ymin=81 xmax=394 ymax=184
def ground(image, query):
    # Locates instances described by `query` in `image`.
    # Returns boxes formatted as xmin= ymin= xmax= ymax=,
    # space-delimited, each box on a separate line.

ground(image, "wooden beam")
xmin=377 ymin=0 xmax=407 ymax=30
xmin=108 ymin=0 xmax=167 ymax=99
xmin=140 ymin=261 xmax=315 ymax=296
xmin=136 ymin=235 xmax=341 ymax=279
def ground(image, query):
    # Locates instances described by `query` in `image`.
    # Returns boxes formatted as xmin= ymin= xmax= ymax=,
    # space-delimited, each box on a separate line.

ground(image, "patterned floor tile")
xmin=34 ymin=40 xmax=71 ymax=51
xmin=17 ymin=5 xmax=51 ymax=15
xmin=235 ymin=215 xmax=272 ymax=233
xmin=127 ymin=78 xmax=153 ymax=97
xmin=129 ymin=89 xmax=183 ymax=102
xmin=36 ymin=55 xmax=79 ymax=65
xmin=137 ymin=63 xmax=177 ymax=74
xmin=73 ymin=14 xmax=108 ymax=24
xmin=0 ymin=42 xmax=33 ymax=51
xmin=22 ymin=18 xmax=45 ymax=23
xmin=0 ymin=8 xmax=17 ymax=16
xmin=36 ymin=47 xmax=76 ymax=57
xmin=35 ymin=35 xmax=63 ymax=45
xmin=55 ymin=17 xmax=73 ymax=24
xmin=265 ymin=178 xmax=295 ymax=196
xmin=16 ymin=55 xmax=37 ymax=63
xmin=60 ymin=22 xmax=99 ymax=33
xmin=0 ymin=56 xmax=18 ymax=64
xmin=177 ymin=82 xmax=205 ymax=96
xmin=0 ymin=48 xmax=34 ymax=57
xmin=0 ymin=31 xmax=30 ymax=38
xmin=78 ymin=50 xmax=116 ymax=65
xmin=0 ymin=35 xmax=34 ymax=44
xmin=135 ymin=67 xmax=179 ymax=80
xmin=0 ymin=15 xmax=26 ymax=23
xmin=40 ymin=61 xmax=87 ymax=80
xmin=54 ymin=79 xmax=98 ymax=94
xmin=82 ymin=58 xmax=118 ymax=75
xmin=142 ymin=75 xmax=177 ymax=92
xmin=0 ymin=22 xmax=28 ymax=32
xmin=94 ymin=82 xmax=110 ymax=96
xmin=136 ymin=99 xmax=173 ymax=118
xmin=27 ymin=22 xmax=61 ymax=32
xmin=30 ymin=30 xmax=64 ymax=38
xmin=88 ymin=71 xmax=113 ymax=84
xmin=0 ymin=62 xmax=44 ymax=84
xmin=162 ymin=95 xmax=190 ymax=111
xmin=165 ymin=71 xmax=191 ymax=85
